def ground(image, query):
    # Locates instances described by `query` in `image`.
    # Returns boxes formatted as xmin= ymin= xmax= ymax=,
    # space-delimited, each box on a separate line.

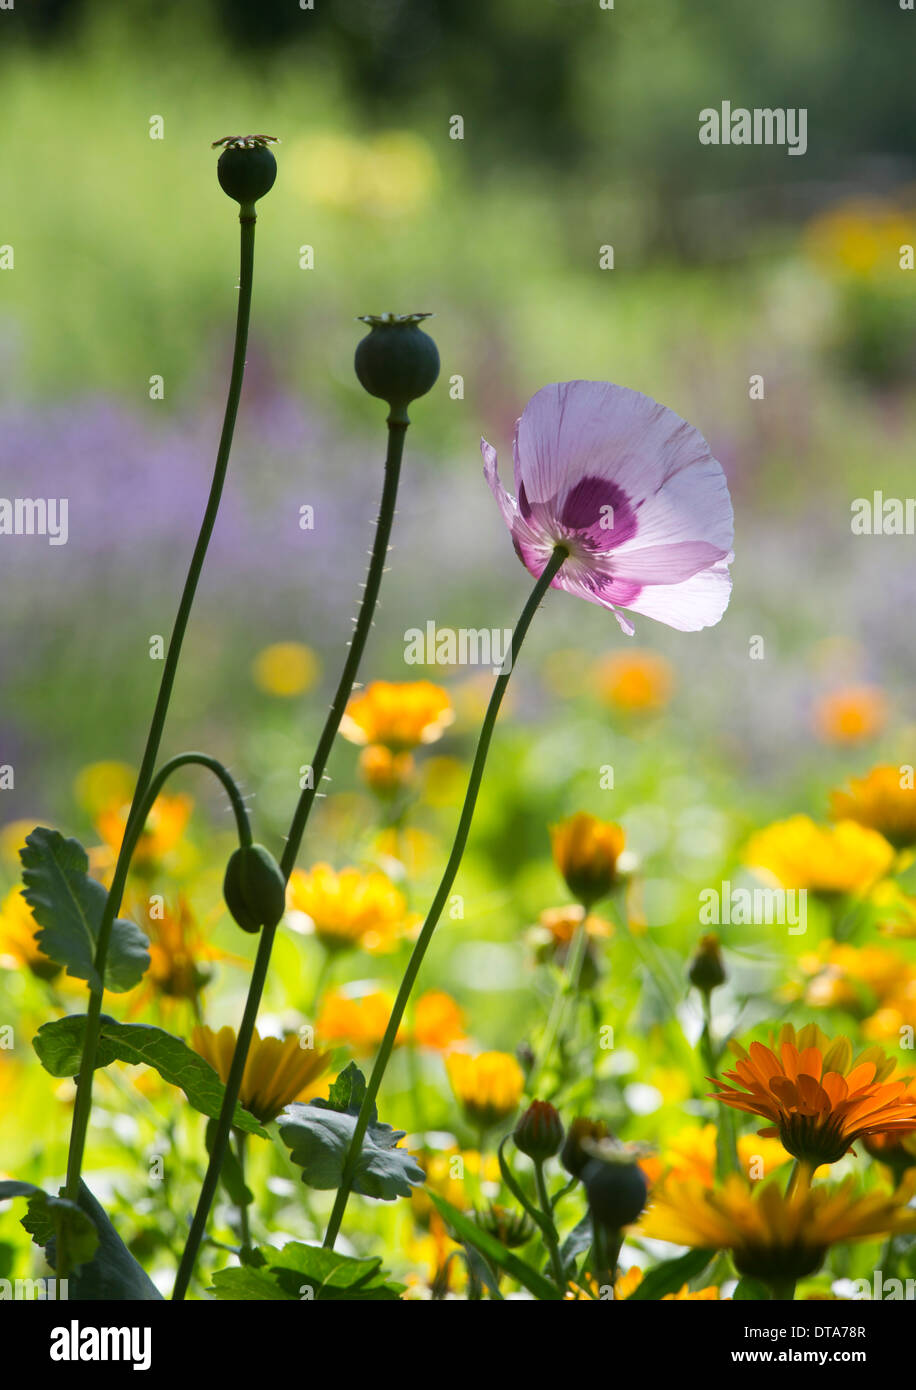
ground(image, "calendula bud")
xmin=477 ymin=1202 xmax=535 ymax=1250
xmin=582 ymin=1153 xmax=648 ymax=1231
xmin=550 ymin=812 xmax=625 ymax=909
xmin=354 ymin=313 xmax=440 ymax=419
xmin=514 ymin=1099 xmax=564 ymax=1161
xmin=223 ymin=843 xmax=287 ymax=934
xmin=213 ymin=135 xmax=278 ymax=211
xmin=561 ymin=1117 xmax=609 ymax=1178
xmin=688 ymin=933 xmax=727 ymax=994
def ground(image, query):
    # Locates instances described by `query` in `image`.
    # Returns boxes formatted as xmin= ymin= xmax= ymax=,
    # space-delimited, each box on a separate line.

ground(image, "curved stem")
xmin=322 ymin=544 xmax=568 ymax=1250
xmin=534 ymin=1159 xmax=566 ymax=1290
xmin=172 ymin=415 xmax=408 ymax=1300
xmin=61 ymin=216 xmax=257 ymax=1223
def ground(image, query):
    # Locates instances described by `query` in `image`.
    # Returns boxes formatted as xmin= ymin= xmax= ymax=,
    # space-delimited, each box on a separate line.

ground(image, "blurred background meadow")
xmin=1 ymin=0 xmax=916 ymax=1298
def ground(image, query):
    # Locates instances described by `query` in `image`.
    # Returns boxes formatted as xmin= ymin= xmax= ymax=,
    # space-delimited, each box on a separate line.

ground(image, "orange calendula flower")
xmin=710 ymin=1023 xmax=916 ymax=1166
xmin=413 ymin=990 xmax=466 ymax=1052
xmin=358 ymin=744 xmax=415 ymax=798
xmin=287 ymin=863 xmax=410 ymax=954
xmin=447 ymin=1051 xmax=525 ymax=1131
xmin=316 ymin=988 xmax=404 ymax=1055
xmin=191 ymin=1025 xmax=330 ymax=1124
xmin=745 ymin=815 xmax=894 ymax=896
xmin=95 ymin=790 xmax=193 ymax=871
xmin=641 ymin=1173 xmax=916 ymax=1283
xmin=128 ymin=895 xmax=242 ymax=1019
xmin=592 ymin=649 xmax=674 ymax=714
xmin=0 ymin=888 xmax=60 ymax=981
xmin=829 ymin=764 xmax=916 ymax=851
xmin=550 ymin=812 xmax=626 ymax=909
xmin=340 ymin=680 xmax=454 ymax=752
xmin=813 ymin=685 xmax=888 ymax=745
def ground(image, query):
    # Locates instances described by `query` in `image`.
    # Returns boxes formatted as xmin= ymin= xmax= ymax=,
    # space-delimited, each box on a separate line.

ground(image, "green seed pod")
xmin=582 ymin=1156 xmax=648 ymax=1231
xmin=223 ymin=843 xmax=287 ymax=934
xmin=354 ymin=313 xmax=440 ymax=416
xmin=213 ymin=135 xmax=278 ymax=209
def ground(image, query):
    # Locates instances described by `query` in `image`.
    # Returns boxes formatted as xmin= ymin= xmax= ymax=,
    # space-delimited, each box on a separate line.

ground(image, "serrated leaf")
xmin=209 ymin=1243 xmax=404 ymax=1301
xmin=210 ymin=1267 xmax=296 ymax=1300
xmin=428 ymin=1192 xmax=562 ymax=1300
xmin=625 ymin=1247 xmax=715 ymax=1300
xmin=33 ymin=1015 xmax=267 ymax=1137
xmin=20 ymin=828 xmax=149 ymax=993
xmin=277 ymin=1069 xmax=424 ymax=1200
xmin=319 ymin=1061 xmax=369 ymax=1116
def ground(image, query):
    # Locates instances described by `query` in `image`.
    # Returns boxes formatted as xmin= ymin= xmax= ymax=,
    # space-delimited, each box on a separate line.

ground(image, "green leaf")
xmin=626 ymin=1247 xmax=715 ymax=1300
xmin=559 ymin=1212 xmax=593 ymax=1275
xmin=496 ymin=1137 xmax=555 ymax=1243
xmin=22 ymin=1190 xmax=99 ymax=1271
xmin=46 ymin=1183 xmax=163 ymax=1301
xmin=277 ymin=1067 xmax=424 ymax=1200
xmin=20 ymin=828 xmax=149 ymax=993
xmin=33 ymin=1015 xmax=267 ymax=1137
xmin=428 ymin=1192 xmax=562 ymax=1300
xmin=210 ymin=1267 xmax=295 ymax=1300
xmin=734 ymin=1277 xmax=771 ymax=1300
xmin=209 ymin=1243 xmax=405 ymax=1301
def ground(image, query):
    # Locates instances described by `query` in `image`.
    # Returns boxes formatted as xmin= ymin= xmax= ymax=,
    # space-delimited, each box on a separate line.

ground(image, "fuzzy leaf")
xmin=277 ymin=1066 xmax=424 ymax=1200
xmin=33 ymin=1015 xmax=267 ymax=1137
xmin=20 ymin=828 xmax=149 ymax=993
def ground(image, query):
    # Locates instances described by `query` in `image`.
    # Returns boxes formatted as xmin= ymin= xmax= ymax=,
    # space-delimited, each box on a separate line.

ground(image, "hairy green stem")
xmin=322 ymin=544 xmax=568 ymax=1250
xmin=526 ymin=911 xmax=590 ymax=1098
xmin=172 ymin=416 xmax=408 ymax=1299
xmin=60 ymin=216 xmax=257 ymax=1235
xmin=534 ymin=1159 xmax=566 ymax=1290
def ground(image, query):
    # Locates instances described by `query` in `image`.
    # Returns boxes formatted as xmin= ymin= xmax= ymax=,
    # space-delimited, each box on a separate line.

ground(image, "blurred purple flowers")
xmin=481 ymin=381 xmax=734 ymax=633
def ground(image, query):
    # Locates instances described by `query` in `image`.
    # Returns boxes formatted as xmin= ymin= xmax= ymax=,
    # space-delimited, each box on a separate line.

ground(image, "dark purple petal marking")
xmin=558 ymin=476 xmax=638 ymax=547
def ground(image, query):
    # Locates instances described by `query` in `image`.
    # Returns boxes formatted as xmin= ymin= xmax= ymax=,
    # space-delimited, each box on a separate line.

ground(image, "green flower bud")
xmin=213 ymin=135 xmax=279 ymax=210
xmin=354 ymin=313 xmax=440 ymax=417
xmin=223 ymin=843 xmax=287 ymax=934
xmin=688 ymin=933 xmax=727 ymax=994
xmin=582 ymin=1155 xmax=648 ymax=1231
xmin=476 ymin=1202 xmax=535 ymax=1250
xmin=514 ymin=1099 xmax=564 ymax=1161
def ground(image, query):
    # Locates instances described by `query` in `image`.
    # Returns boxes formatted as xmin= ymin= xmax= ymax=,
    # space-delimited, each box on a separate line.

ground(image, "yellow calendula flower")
xmin=447 ymin=1051 xmax=525 ymax=1131
xmin=812 ymin=685 xmax=888 ymax=746
xmin=340 ymin=680 xmax=454 ymax=752
xmin=413 ymin=990 xmax=467 ymax=1052
xmin=640 ymin=1123 xmax=791 ymax=1191
xmin=829 ymin=764 xmax=916 ymax=851
xmin=550 ymin=812 xmax=626 ymax=909
xmin=800 ymin=940 xmax=907 ymax=1012
xmin=641 ymin=1173 xmax=916 ymax=1283
xmin=745 ymin=815 xmax=894 ymax=896
xmin=287 ymin=863 xmax=410 ymax=954
xmin=592 ymin=649 xmax=674 ymax=714
xmin=564 ymin=1268 xmax=720 ymax=1301
xmin=804 ymin=198 xmax=912 ymax=280
xmin=411 ymin=1147 xmax=500 ymax=1224
xmin=252 ymin=641 xmax=320 ymax=698
xmin=128 ymin=895 xmax=243 ymax=1019
xmin=0 ymin=888 xmax=60 ymax=981
xmin=191 ymin=1025 xmax=330 ymax=1124
xmin=711 ymin=1023 xmax=916 ymax=1167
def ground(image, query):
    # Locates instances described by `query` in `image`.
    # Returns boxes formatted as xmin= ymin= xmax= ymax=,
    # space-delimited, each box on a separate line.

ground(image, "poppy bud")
xmin=582 ymin=1155 xmax=648 ymax=1231
xmin=514 ymin=1099 xmax=564 ymax=1161
xmin=688 ymin=933 xmax=727 ymax=994
xmin=561 ymin=1116 xmax=609 ymax=1178
xmin=354 ymin=313 xmax=440 ymax=417
xmin=223 ymin=843 xmax=287 ymax=934
xmin=213 ymin=135 xmax=278 ymax=210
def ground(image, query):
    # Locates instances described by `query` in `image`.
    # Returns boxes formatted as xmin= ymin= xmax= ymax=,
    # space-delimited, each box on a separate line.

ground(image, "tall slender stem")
xmin=322 ymin=545 xmax=568 ymax=1250
xmin=526 ymin=912 xmax=590 ymax=1097
xmin=172 ymin=416 xmax=408 ymax=1300
xmin=61 ymin=215 xmax=257 ymax=1225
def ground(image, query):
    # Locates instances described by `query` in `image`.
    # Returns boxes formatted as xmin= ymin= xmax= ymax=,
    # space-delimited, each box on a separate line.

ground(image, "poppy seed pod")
xmin=213 ymin=135 xmax=278 ymax=209
xmin=223 ymin=843 xmax=287 ymax=934
xmin=354 ymin=313 xmax=440 ymax=417
xmin=514 ymin=1099 xmax=564 ymax=1161
xmin=582 ymin=1156 xmax=648 ymax=1231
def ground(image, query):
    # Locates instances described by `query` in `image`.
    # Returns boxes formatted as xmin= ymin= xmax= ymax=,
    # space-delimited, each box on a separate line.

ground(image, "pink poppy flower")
xmin=481 ymin=381 xmax=734 ymax=634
